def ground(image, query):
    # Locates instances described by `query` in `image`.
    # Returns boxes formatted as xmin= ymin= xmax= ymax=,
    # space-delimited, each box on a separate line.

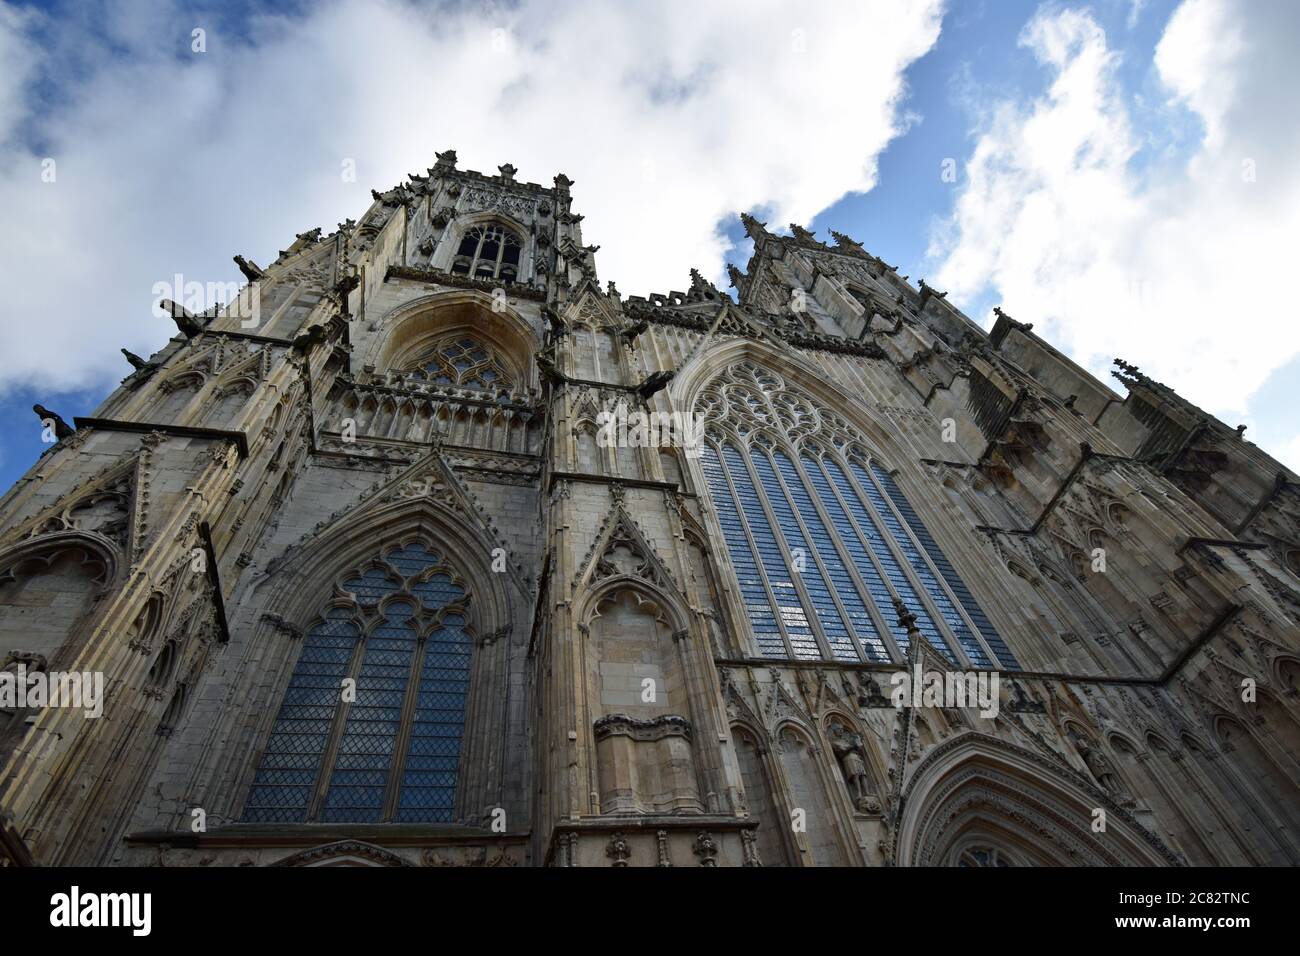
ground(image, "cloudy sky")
xmin=1 ymin=0 xmax=1297 ymax=488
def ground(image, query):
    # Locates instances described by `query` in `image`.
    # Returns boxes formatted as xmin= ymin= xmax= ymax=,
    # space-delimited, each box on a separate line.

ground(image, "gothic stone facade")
xmin=2 ymin=151 xmax=1299 ymax=868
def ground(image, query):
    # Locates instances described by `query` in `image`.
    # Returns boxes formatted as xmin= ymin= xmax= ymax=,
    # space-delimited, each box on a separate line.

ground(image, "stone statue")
xmin=1073 ymin=732 xmax=1133 ymax=805
xmin=830 ymin=722 xmax=878 ymax=813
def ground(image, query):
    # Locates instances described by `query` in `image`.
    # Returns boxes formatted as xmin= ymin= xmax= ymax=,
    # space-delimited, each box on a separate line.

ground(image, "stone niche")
xmin=594 ymin=714 xmax=701 ymax=814
xmin=586 ymin=587 xmax=702 ymax=815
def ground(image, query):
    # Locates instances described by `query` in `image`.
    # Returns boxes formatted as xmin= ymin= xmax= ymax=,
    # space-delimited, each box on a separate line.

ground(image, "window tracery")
xmin=956 ymin=845 xmax=1015 ymax=867
xmin=695 ymin=362 xmax=1017 ymax=668
xmin=450 ymin=223 xmax=522 ymax=281
xmin=242 ymin=541 xmax=473 ymax=824
xmin=408 ymin=336 xmax=515 ymax=392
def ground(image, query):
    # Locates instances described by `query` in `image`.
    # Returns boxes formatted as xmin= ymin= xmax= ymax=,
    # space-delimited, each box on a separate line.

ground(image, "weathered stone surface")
xmin=0 ymin=158 xmax=1296 ymax=868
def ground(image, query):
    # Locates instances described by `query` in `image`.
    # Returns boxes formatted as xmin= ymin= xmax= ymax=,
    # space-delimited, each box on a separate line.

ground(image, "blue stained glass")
xmin=850 ymin=462 xmax=992 ymax=667
xmin=749 ymin=449 xmax=859 ymax=662
xmin=395 ymin=616 xmax=472 ymax=823
xmin=820 ymin=458 xmax=957 ymax=663
xmin=342 ymin=567 xmax=399 ymax=606
xmin=701 ymin=444 xmax=783 ymax=657
xmin=413 ymin=573 xmax=465 ymax=610
xmin=868 ymin=464 xmax=1019 ymax=669
xmin=722 ymin=444 xmax=819 ymax=660
xmin=777 ymin=453 xmax=890 ymax=662
xmin=243 ymin=541 xmax=475 ymax=824
xmin=242 ymin=612 xmax=359 ymax=823
xmin=386 ymin=543 xmax=442 ymax=578
xmin=321 ymin=605 xmax=417 ymax=823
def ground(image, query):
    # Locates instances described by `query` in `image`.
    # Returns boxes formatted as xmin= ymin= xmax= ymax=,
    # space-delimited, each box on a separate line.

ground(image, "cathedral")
xmin=1 ymin=151 xmax=1298 ymax=868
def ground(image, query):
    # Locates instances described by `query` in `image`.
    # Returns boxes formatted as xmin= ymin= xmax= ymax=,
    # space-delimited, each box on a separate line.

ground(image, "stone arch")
xmin=1211 ymin=713 xmax=1300 ymax=833
xmin=435 ymin=210 xmax=535 ymax=281
xmin=260 ymin=496 xmax=520 ymax=642
xmin=772 ymin=720 xmax=849 ymax=866
xmin=680 ymin=346 xmax=1021 ymax=669
xmin=1177 ymin=729 xmax=1286 ymax=863
xmin=671 ymin=339 xmax=907 ymax=466
xmin=362 ymin=290 xmax=539 ymax=387
xmin=227 ymin=495 xmax=526 ymax=824
xmin=579 ymin=580 xmax=703 ymax=816
xmin=729 ymin=721 xmax=794 ymax=866
xmin=821 ymin=709 xmax=885 ymax=815
xmin=271 ymin=839 xmax=413 ymax=867
xmin=206 ymin=378 xmax=256 ymax=426
xmin=897 ymin=734 xmax=1176 ymax=866
xmin=152 ymin=370 xmax=205 ymax=424
xmin=1273 ymin=654 xmax=1300 ymax=693
xmin=1284 ymin=547 xmax=1300 ymax=577
xmin=0 ymin=533 xmax=119 ymax=668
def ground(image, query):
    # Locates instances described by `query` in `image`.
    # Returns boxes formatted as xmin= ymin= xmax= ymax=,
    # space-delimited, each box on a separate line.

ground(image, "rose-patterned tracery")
xmin=242 ymin=541 xmax=473 ymax=824
xmin=410 ymin=335 xmax=515 ymax=392
xmin=695 ymin=362 xmax=1017 ymax=668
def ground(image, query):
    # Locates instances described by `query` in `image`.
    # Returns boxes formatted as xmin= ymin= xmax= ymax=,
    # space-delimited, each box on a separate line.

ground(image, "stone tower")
xmin=1 ymin=152 xmax=1297 ymax=867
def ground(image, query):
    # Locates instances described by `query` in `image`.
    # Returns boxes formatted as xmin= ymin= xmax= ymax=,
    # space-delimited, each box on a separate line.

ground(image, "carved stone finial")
xmin=829 ymin=229 xmax=864 ymax=253
xmin=498 ymin=163 xmax=517 ymax=183
xmin=739 ymin=212 xmax=768 ymax=240
xmin=727 ymin=264 xmax=745 ymax=289
xmin=434 ymin=148 xmax=458 ymax=169
xmin=893 ymin=598 xmax=918 ymax=635
xmin=692 ymin=831 xmax=718 ymax=867
xmin=606 ymin=831 xmax=630 ymax=867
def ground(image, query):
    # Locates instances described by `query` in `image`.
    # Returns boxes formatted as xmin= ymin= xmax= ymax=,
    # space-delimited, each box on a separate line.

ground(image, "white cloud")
xmin=0 ymin=0 xmax=943 ymax=395
xmin=929 ymin=0 xmax=1300 ymax=469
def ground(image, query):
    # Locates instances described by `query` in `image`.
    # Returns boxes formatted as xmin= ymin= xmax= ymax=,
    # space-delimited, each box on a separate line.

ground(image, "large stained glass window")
xmin=696 ymin=363 xmax=1017 ymax=669
xmin=242 ymin=542 xmax=473 ymax=823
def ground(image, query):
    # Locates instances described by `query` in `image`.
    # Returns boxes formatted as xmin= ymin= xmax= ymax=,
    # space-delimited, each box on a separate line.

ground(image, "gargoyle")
xmin=233 ymin=255 xmax=264 ymax=283
xmin=32 ymin=404 xmax=75 ymax=439
xmin=159 ymin=299 xmax=204 ymax=338
xmin=634 ymin=370 xmax=675 ymax=400
xmin=292 ymin=324 xmax=328 ymax=354
xmin=120 ymin=349 xmax=160 ymax=373
xmin=536 ymin=352 xmax=566 ymax=388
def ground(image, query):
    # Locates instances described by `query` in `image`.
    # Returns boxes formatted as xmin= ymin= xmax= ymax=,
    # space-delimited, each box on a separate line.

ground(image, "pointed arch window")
xmin=956 ymin=845 xmax=1016 ymax=867
xmin=410 ymin=335 xmax=515 ymax=392
xmin=241 ymin=542 xmax=473 ymax=824
xmin=696 ymin=363 xmax=1018 ymax=669
xmin=450 ymin=223 xmax=522 ymax=281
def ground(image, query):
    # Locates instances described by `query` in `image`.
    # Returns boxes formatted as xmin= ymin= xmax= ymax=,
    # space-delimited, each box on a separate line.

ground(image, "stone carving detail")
xmin=606 ymin=831 xmax=630 ymax=867
xmin=1070 ymin=730 xmax=1135 ymax=806
xmin=692 ymin=831 xmax=719 ymax=867
xmin=829 ymin=721 xmax=880 ymax=813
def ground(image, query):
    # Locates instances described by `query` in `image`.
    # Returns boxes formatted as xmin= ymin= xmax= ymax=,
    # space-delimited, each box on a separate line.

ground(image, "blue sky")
xmin=1 ymin=0 xmax=1297 ymax=492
